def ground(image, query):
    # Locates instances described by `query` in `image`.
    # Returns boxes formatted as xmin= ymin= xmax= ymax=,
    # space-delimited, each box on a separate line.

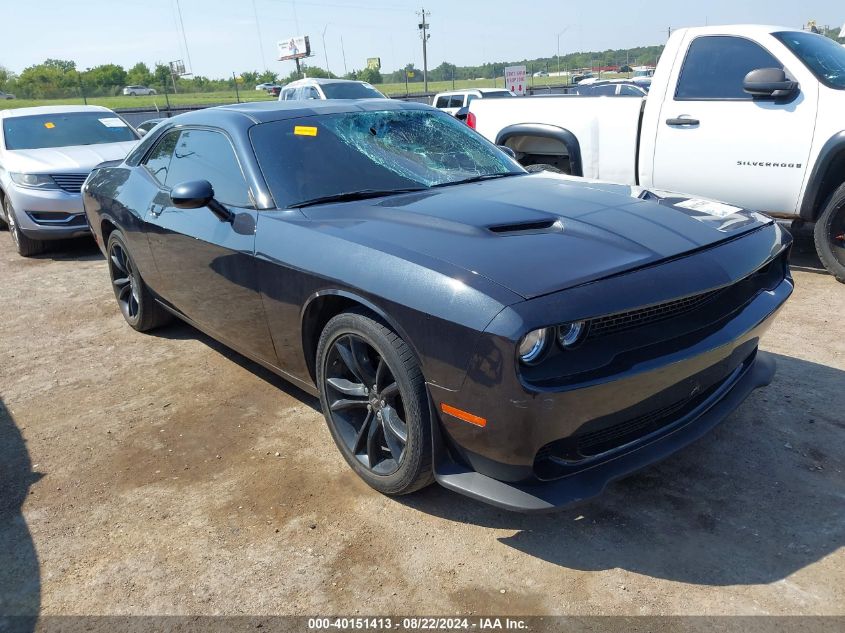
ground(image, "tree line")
xmin=1 ymin=26 xmax=841 ymax=98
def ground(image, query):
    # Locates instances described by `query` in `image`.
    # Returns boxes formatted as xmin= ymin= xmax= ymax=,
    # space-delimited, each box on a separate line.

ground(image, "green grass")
xmin=3 ymin=73 xmax=632 ymax=110
xmin=2 ymin=90 xmax=276 ymax=110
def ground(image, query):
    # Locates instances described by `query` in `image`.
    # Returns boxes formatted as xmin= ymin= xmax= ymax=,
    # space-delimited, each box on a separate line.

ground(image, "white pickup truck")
xmin=468 ymin=25 xmax=845 ymax=281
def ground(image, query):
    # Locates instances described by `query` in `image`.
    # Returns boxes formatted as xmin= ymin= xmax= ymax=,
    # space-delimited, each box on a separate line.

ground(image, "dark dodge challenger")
xmin=83 ymin=100 xmax=793 ymax=512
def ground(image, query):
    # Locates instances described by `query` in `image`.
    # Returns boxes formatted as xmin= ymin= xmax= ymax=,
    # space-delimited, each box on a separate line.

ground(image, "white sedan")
xmin=122 ymin=85 xmax=156 ymax=96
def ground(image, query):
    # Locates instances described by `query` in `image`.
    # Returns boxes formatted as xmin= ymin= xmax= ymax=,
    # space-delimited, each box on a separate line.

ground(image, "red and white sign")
xmin=504 ymin=65 xmax=526 ymax=96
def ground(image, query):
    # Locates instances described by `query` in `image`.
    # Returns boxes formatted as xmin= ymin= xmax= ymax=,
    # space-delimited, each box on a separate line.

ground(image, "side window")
xmin=142 ymin=130 xmax=180 ymax=185
xmin=676 ymin=36 xmax=783 ymax=100
xmin=619 ymin=85 xmax=643 ymax=96
xmin=465 ymin=94 xmax=476 ymax=105
xmin=449 ymin=94 xmax=464 ymax=108
xmin=593 ymin=84 xmax=617 ymax=96
xmin=305 ymin=87 xmax=320 ymax=100
xmin=165 ymin=129 xmax=252 ymax=208
xmin=435 ymin=96 xmax=449 ymax=108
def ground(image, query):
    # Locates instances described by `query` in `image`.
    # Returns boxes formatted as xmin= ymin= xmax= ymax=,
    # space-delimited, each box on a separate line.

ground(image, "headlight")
xmin=518 ymin=327 xmax=551 ymax=364
xmin=557 ymin=321 xmax=586 ymax=348
xmin=10 ymin=173 xmax=59 ymax=189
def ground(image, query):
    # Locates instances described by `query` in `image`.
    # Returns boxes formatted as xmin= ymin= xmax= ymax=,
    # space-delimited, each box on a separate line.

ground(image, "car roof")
xmin=171 ymin=99 xmax=432 ymax=126
xmin=284 ymin=78 xmax=373 ymax=87
xmin=0 ymin=104 xmax=114 ymax=119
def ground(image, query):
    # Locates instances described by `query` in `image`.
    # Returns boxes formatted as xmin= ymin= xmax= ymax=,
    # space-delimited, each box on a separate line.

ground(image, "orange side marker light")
xmin=440 ymin=403 xmax=487 ymax=428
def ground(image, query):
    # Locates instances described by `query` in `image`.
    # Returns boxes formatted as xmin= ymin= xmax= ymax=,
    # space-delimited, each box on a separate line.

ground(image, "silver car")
xmin=122 ymin=85 xmax=157 ymax=96
xmin=0 ymin=105 xmax=138 ymax=256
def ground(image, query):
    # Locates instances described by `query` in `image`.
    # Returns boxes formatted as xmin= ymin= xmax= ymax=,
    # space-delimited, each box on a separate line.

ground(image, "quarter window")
xmin=675 ymin=36 xmax=783 ymax=100
xmin=143 ymin=130 xmax=180 ymax=185
xmin=165 ymin=129 xmax=252 ymax=207
xmin=449 ymin=94 xmax=465 ymax=108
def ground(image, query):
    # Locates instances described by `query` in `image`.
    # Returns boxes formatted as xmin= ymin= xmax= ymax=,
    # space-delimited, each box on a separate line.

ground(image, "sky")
xmin=1 ymin=0 xmax=843 ymax=78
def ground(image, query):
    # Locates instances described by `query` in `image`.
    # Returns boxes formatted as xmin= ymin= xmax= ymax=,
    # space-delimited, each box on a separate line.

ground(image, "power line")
xmin=252 ymin=0 xmax=268 ymax=71
xmin=174 ymin=0 xmax=193 ymax=73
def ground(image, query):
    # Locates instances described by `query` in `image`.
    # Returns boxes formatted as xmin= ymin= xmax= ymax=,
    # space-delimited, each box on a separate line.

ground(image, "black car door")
xmin=139 ymin=127 xmax=275 ymax=363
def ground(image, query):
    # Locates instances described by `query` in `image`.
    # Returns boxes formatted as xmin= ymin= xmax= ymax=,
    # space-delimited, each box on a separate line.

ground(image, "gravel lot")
xmin=0 ymin=232 xmax=842 ymax=620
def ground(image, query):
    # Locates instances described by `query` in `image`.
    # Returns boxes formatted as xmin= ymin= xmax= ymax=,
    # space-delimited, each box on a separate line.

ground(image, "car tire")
xmin=4 ymin=197 xmax=46 ymax=257
xmin=316 ymin=310 xmax=434 ymax=496
xmin=814 ymin=182 xmax=845 ymax=283
xmin=129 ymin=92 xmax=136 ymax=96
xmin=106 ymin=230 xmax=171 ymax=331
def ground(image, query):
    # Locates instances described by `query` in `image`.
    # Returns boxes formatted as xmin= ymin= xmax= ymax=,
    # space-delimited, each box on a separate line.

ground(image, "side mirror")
xmin=455 ymin=106 xmax=469 ymax=122
xmin=497 ymin=145 xmax=517 ymax=159
xmin=743 ymin=68 xmax=799 ymax=99
xmin=170 ymin=180 xmax=233 ymax=222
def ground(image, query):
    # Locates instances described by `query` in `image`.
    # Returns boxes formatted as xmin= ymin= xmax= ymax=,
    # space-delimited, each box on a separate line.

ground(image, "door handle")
xmin=666 ymin=116 xmax=700 ymax=127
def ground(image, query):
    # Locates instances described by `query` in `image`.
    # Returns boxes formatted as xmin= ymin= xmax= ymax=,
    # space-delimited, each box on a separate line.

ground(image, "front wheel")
xmin=316 ymin=310 xmax=433 ymax=496
xmin=4 ymin=197 xmax=45 ymax=256
xmin=814 ymin=182 xmax=845 ymax=283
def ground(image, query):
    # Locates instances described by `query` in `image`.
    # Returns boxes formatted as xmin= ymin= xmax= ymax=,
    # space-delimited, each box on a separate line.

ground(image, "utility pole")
xmin=322 ymin=24 xmax=331 ymax=75
xmin=340 ymin=35 xmax=348 ymax=76
xmin=417 ymin=8 xmax=430 ymax=93
xmin=251 ymin=0 xmax=267 ymax=71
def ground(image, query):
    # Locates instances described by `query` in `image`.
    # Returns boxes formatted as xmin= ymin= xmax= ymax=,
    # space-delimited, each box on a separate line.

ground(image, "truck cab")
xmin=468 ymin=25 xmax=845 ymax=281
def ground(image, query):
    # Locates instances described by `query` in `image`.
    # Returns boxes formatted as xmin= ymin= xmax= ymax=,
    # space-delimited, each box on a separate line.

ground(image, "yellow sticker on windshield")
xmin=44 ymin=122 xmax=55 ymax=129
xmin=294 ymin=125 xmax=317 ymax=137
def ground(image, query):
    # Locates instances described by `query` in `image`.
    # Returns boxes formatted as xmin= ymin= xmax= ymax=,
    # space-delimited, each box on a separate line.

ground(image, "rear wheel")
xmin=814 ymin=182 xmax=845 ymax=283
xmin=4 ymin=197 xmax=45 ymax=257
xmin=106 ymin=230 xmax=171 ymax=331
xmin=316 ymin=310 xmax=433 ymax=496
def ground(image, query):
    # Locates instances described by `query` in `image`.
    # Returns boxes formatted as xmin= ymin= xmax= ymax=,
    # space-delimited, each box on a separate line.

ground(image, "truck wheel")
xmin=526 ymin=164 xmax=564 ymax=174
xmin=814 ymin=183 xmax=845 ymax=283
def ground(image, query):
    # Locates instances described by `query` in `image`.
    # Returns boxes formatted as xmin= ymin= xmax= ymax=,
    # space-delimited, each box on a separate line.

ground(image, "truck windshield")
xmin=250 ymin=108 xmax=524 ymax=208
xmin=774 ymin=31 xmax=845 ymax=90
xmin=320 ymin=83 xmax=385 ymax=99
xmin=3 ymin=112 xmax=137 ymax=150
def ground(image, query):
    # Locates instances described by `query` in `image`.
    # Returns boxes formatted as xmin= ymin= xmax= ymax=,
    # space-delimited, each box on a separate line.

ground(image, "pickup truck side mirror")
xmin=170 ymin=180 xmax=233 ymax=223
xmin=455 ymin=106 xmax=469 ymax=122
xmin=743 ymin=68 xmax=799 ymax=100
xmin=497 ymin=145 xmax=517 ymax=159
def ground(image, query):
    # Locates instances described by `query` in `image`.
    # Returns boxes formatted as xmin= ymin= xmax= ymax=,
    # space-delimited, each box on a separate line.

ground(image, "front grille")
xmin=587 ymin=288 xmax=724 ymax=340
xmin=50 ymin=173 xmax=89 ymax=193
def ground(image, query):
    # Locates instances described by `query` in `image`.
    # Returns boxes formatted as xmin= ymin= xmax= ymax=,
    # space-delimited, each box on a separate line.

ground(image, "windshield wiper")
xmin=432 ymin=172 xmax=523 ymax=188
xmin=293 ymin=187 xmax=426 ymax=208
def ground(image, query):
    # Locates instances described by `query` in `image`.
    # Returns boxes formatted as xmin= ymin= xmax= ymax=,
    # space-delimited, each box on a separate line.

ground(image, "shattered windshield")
xmin=250 ymin=108 xmax=524 ymax=208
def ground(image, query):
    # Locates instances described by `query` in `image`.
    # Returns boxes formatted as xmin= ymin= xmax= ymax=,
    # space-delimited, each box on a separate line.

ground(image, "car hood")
xmin=2 ymin=141 xmax=138 ymax=173
xmin=301 ymin=172 xmax=772 ymax=300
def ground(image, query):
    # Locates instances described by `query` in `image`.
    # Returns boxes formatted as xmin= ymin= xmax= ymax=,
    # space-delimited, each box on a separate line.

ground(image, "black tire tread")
xmin=316 ymin=309 xmax=434 ymax=496
xmin=813 ymin=181 xmax=845 ymax=284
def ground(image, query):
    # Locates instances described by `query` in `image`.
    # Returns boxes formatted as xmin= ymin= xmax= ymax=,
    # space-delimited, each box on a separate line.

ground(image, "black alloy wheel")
xmin=317 ymin=311 xmax=433 ymax=495
xmin=108 ymin=239 xmax=141 ymax=323
xmin=106 ymin=231 xmax=171 ymax=331
xmin=325 ymin=333 xmax=409 ymax=475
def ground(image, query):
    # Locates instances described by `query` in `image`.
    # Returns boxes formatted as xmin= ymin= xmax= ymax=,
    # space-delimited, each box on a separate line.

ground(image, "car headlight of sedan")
xmin=518 ymin=327 xmax=552 ymax=365
xmin=557 ymin=321 xmax=586 ymax=348
xmin=10 ymin=172 xmax=59 ymax=189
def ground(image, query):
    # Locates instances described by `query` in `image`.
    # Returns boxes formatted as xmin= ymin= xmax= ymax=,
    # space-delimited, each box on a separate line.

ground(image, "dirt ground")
xmin=0 ymin=232 xmax=842 ymax=620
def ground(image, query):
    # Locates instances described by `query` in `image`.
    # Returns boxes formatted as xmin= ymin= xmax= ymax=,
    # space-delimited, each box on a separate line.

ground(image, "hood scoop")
xmin=488 ymin=218 xmax=561 ymax=235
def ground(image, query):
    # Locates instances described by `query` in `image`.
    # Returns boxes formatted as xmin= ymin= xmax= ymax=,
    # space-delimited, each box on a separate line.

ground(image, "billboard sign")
xmin=169 ymin=59 xmax=187 ymax=76
xmin=505 ymin=65 xmax=526 ymax=96
xmin=367 ymin=57 xmax=381 ymax=70
xmin=278 ymin=36 xmax=311 ymax=61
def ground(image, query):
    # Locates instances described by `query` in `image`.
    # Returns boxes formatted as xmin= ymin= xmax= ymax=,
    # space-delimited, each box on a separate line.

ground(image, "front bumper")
xmin=432 ymin=350 xmax=775 ymax=513
xmin=5 ymin=182 xmax=90 ymax=240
